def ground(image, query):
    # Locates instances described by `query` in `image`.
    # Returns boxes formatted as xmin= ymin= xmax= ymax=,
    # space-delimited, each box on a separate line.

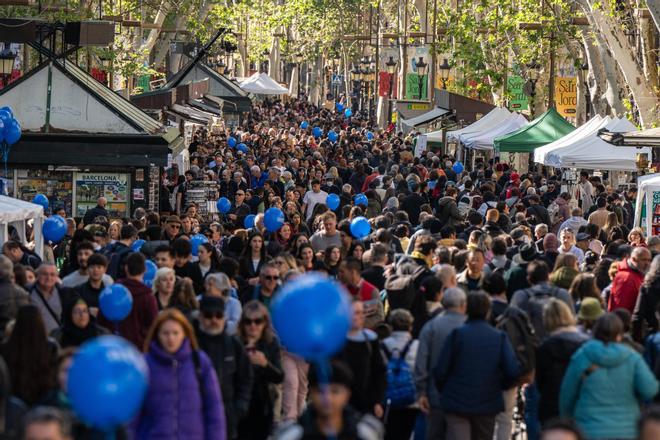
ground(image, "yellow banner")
xmin=555 ymin=77 xmax=577 ymax=117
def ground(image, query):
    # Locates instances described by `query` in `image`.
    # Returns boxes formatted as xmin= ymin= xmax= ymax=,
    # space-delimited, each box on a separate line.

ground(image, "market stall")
xmin=0 ymin=195 xmax=44 ymax=257
xmin=634 ymin=173 xmax=660 ymax=236
xmin=240 ymin=72 xmax=289 ymax=95
xmin=459 ymin=112 xmax=528 ymax=150
xmin=534 ymin=115 xmax=607 ymax=165
xmin=444 ymin=107 xmax=513 ymax=143
xmin=494 ymin=108 xmax=575 ymax=153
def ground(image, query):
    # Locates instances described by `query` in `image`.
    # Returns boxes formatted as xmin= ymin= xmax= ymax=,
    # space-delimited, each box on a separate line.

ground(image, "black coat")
xmin=194 ymin=321 xmax=254 ymax=440
xmin=82 ymin=205 xmax=109 ymax=225
xmin=632 ymin=277 xmax=660 ymax=341
xmin=535 ymin=330 xmax=588 ymax=423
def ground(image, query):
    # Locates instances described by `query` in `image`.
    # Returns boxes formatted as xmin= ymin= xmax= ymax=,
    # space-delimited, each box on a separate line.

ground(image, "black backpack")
xmin=488 ymin=259 xmax=512 ymax=277
xmin=103 ymin=243 xmax=133 ymax=280
xmin=384 ymin=264 xmax=427 ymax=311
xmin=496 ymin=306 xmax=539 ymax=383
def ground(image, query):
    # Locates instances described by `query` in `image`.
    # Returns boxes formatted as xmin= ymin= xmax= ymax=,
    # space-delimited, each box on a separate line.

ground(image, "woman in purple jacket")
xmin=134 ymin=308 xmax=227 ymax=440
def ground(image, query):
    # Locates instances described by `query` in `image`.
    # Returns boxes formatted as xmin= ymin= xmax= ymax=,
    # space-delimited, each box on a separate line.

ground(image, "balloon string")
xmin=113 ymin=321 xmax=119 ymax=336
xmin=1 ymin=141 xmax=9 ymax=178
xmin=313 ymin=358 xmax=337 ymax=440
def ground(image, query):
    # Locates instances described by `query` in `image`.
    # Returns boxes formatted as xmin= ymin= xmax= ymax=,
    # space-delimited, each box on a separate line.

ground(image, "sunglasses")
xmin=244 ymin=317 xmax=265 ymax=326
xmin=202 ymin=311 xmax=224 ymax=319
xmin=263 ymin=275 xmax=279 ymax=281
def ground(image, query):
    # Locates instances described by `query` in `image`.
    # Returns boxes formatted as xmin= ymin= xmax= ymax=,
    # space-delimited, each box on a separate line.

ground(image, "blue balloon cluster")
xmin=67 ymin=336 xmax=149 ymax=430
xmin=31 ymin=194 xmax=49 ymax=211
xmin=336 ymin=102 xmax=344 ymax=112
xmin=42 ymin=215 xmax=67 ymax=243
xmin=0 ymin=107 xmax=21 ymax=146
xmin=312 ymin=127 xmax=323 ymax=138
xmin=300 ymin=121 xmax=309 ymax=129
xmin=216 ymin=197 xmax=231 ymax=214
xmin=244 ymin=214 xmax=256 ymax=229
xmin=271 ymin=274 xmax=352 ymax=361
xmin=326 ymin=193 xmax=340 ymax=210
xmin=227 ymin=137 xmax=237 ymax=148
xmin=190 ymin=233 xmax=209 ymax=256
xmin=99 ymin=284 xmax=133 ymax=321
xmin=354 ymin=193 xmax=368 ymax=207
xmin=452 ymin=161 xmax=464 ymax=174
xmin=143 ymin=259 xmax=157 ymax=287
xmin=344 ymin=108 xmax=353 ymax=118
xmin=327 ymin=130 xmax=338 ymax=143
xmin=264 ymin=207 xmax=285 ymax=232
xmin=350 ymin=216 xmax=371 ymax=239
xmin=237 ymin=143 xmax=249 ymax=154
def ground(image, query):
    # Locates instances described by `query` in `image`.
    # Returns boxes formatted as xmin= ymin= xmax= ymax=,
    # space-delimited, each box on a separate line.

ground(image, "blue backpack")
xmin=382 ymin=340 xmax=416 ymax=407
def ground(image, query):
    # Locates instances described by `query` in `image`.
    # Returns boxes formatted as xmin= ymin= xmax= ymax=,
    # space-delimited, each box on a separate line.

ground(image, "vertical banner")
xmin=507 ymin=76 xmax=528 ymax=111
xmin=405 ymin=46 xmax=429 ymax=100
xmin=554 ymin=77 xmax=577 ymax=117
xmin=378 ymin=72 xmax=398 ymax=98
xmin=378 ymin=48 xmax=399 ymax=98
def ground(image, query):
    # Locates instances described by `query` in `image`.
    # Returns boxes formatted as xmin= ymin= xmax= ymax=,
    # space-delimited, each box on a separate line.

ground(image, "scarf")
xmin=411 ymin=251 xmax=433 ymax=268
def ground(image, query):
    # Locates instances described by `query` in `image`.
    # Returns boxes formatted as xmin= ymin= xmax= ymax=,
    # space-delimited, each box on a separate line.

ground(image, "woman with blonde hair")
xmin=172 ymin=277 xmax=199 ymax=320
xmin=134 ymin=309 xmax=226 ymax=439
xmin=152 ymin=267 xmax=176 ymax=310
xmin=536 ymin=299 xmax=589 ymax=424
xmin=108 ymin=220 xmax=122 ymax=243
xmin=628 ymin=227 xmax=647 ymax=247
xmin=237 ymin=301 xmax=284 ymax=439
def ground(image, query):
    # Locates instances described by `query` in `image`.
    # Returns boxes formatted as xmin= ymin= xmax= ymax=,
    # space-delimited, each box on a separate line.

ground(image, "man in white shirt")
xmin=578 ymin=171 xmax=594 ymax=213
xmin=302 ymin=179 xmax=329 ymax=221
xmin=61 ymin=241 xmax=114 ymax=288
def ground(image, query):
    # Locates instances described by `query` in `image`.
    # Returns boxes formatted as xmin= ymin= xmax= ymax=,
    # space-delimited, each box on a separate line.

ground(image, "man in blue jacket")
xmin=433 ymin=290 xmax=520 ymax=440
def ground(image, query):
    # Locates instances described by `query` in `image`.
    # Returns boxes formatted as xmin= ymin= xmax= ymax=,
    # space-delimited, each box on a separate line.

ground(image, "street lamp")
xmin=526 ymin=59 xmax=541 ymax=117
xmin=351 ymin=64 xmax=362 ymax=112
xmin=439 ymin=58 xmax=450 ymax=90
xmin=0 ymin=49 xmax=16 ymax=88
xmin=581 ymin=61 xmax=590 ymax=120
xmin=216 ymin=58 xmax=227 ymax=75
xmin=294 ymin=53 xmax=303 ymax=98
xmin=415 ymin=56 xmax=427 ymax=100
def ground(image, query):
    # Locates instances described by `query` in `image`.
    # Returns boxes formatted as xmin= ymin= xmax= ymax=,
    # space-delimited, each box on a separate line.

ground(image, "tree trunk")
xmin=582 ymin=34 xmax=610 ymax=116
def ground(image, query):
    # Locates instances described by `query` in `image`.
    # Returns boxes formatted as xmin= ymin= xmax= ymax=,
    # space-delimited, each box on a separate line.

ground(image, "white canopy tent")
xmin=534 ymin=115 xmax=607 ymax=165
xmin=634 ymin=173 xmax=660 ymax=236
xmin=240 ymin=72 xmax=289 ymax=95
xmin=444 ymin=107 xmax=513 ymax=143
xmin=400 ymin=107 xmax=451 ymax=129
xmin=460 ymin=112 xmax=528 ymax=150
xmin=0 ymin=196 xmax=45 ymax=258
xmin=543 ymin=118 xmax=650 ymax=171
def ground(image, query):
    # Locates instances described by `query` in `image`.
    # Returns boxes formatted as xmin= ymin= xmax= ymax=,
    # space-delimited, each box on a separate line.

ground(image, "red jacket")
xmin=608 ymin=259 xmax=644 ymax=313
xmin=345 ymin=279 xmax=379 ymax=302
xmin=98 ymin=278 xmax=158 ymax=351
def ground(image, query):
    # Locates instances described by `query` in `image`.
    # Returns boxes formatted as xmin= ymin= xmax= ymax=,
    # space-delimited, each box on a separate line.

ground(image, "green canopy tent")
xmin=494 ymin=107 xmax=575 ymax=153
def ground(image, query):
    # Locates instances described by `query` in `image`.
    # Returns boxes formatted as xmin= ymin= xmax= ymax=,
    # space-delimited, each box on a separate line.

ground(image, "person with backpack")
xmin=484 ymin=237 xmax=512 ymax=277
xmin=435 ymin=187 xmax=463 ymax=228
xmin=134 ymin=308 xmax=226 ymax=440
xmin=380 ymin=309 xmax=419 ymax=440
xmin=433 ymin=291 xmax=520 ymax=440
xmin=103 ymin=224 xmax=138 ymax=280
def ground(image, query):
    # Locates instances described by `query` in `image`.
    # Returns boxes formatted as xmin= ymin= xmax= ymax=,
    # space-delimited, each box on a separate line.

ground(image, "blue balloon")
xmin=0 ymin=107 xmax=12 ymax=118
xmin=344 ymin=108 xmax=353 ymax=118
xmin=131 ymin=239 xmax=145 ymax=252
xmin=366 ymin=131 xmax=374 ymax=141
xmin=42 ymin=215 xmax=67 ymax=243
xmin=350 ymin=216 xmax=371 ymax=239
xmin=227 ymin=136 xmax=237 ymax=148
xmin=264 ymin=207 xmax=285 ymax=232
xmin=238 ymin=143 xmax=249 ymax=153
xmin=271 ymin=274 xmax=352 ymax=360
xmin=354 ymin=193 xmax=368 ymax=207
xmin=326 ymin=193 xmax=340 ymax=210
xmin=144 ymin=259 xmax=157 ymax=286
xmin=216 ymin=197 xmax=231 ymax=214
xmin=0 ymin=119 xmax=5 ymax=143
xmin=336 ymin=102 xmax=344 ymax=112
xmin=0 ymin=110 xmax=11 ymax=126
xmin=312 ymin=127 xmax=323 ymax=138
xmin=31 ymin=194 xmax=49 ymax=210
xmin=99 ymin=284 xmax=133 ymax=321
xmin=452 ymin=161 xmax=464 ymax=174
xmin=190 ymin=233 xmax=209 ymax=257
xmin=208 ymin=160 xmax=216 ymax=168
xmin=300 ymin=121 xmax=309 ymax=129
xmin=4 ymin=119 xmax=20 ymax=145
xmin=327 ymin=130 xmax=338 ymax=143
xmin=67 ymin=336 xmax=148 ymax=430
xmin=244 ymin=214 xmax=256 ymax=229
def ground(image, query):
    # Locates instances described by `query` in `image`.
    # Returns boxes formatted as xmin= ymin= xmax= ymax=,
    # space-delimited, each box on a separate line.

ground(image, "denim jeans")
xmin=524 ymin=383 xmax=540 ymax=440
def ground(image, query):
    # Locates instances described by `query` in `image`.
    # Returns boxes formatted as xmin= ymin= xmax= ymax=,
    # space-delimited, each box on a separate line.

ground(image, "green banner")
xmin=405 ymin=74 xmax=428 ymax=100
xmin=137 ymin=74 xmax=151 ymax=92
xmin=507 ymin=75 xmax=528 ymax=111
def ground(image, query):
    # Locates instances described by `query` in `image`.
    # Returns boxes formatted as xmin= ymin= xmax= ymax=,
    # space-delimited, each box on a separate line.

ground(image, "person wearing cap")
xmin=272 ymin=359 xmax=384 ymax=439
xmin=194 ymin=296 xmax=254 ymax=440
xmin=576 ymin=297 xmax=604 ymax=335
xmin=161 ymin=215 xmax=184 ymax=242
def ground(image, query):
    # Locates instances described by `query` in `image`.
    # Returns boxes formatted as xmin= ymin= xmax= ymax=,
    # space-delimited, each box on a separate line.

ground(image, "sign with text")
xmin=507 ymin=76 xmax=528 ymax=111
xmin=75 ymin=172 xmax=128 ymax=217
xmin=554 ymin=77 xmax=577 ymax=117
xmin=405 ymin=74 xmax=428 ymax=100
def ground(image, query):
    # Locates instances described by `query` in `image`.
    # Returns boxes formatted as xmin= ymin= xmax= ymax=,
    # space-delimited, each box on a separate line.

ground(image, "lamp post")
xmin=351 ymin=64 xmax=361 ymax=112
xmin=0 ymin=50 xmax=16 ymax=88
xmin=294 ymin=53 xmax=303 ymax=98
xmin=359 ymin=57 xmax=370 ymax=114
xmin=99 ymin=52 xmax=112 ymax=87
xmin=439 ymin=58 xmax=450 ymax=90
xmin=415 ymin=56 xmax=428 ymax=100
xmin=526 ymin=59 xmax=541 ymax=118
xmin=385 ymin=55 xmax=397 ymax=126
xmin=581 ymin=61 xmax=590 ymax=120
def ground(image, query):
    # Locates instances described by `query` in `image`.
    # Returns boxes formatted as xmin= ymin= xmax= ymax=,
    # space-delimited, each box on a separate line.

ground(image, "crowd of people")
xmin=3 ymin=97 xmax=660 ymax=440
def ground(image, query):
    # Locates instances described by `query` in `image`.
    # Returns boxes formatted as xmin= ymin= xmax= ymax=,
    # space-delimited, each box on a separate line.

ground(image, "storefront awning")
xmin=400 ymin=107 xmax=450 ymax=128
xmin=494 ymin=108 xmax=575 ymax=153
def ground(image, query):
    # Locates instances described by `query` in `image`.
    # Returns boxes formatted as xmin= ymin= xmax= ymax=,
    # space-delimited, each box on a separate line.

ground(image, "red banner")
xmin=378 ymin=72 xmax=398 ymax=98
